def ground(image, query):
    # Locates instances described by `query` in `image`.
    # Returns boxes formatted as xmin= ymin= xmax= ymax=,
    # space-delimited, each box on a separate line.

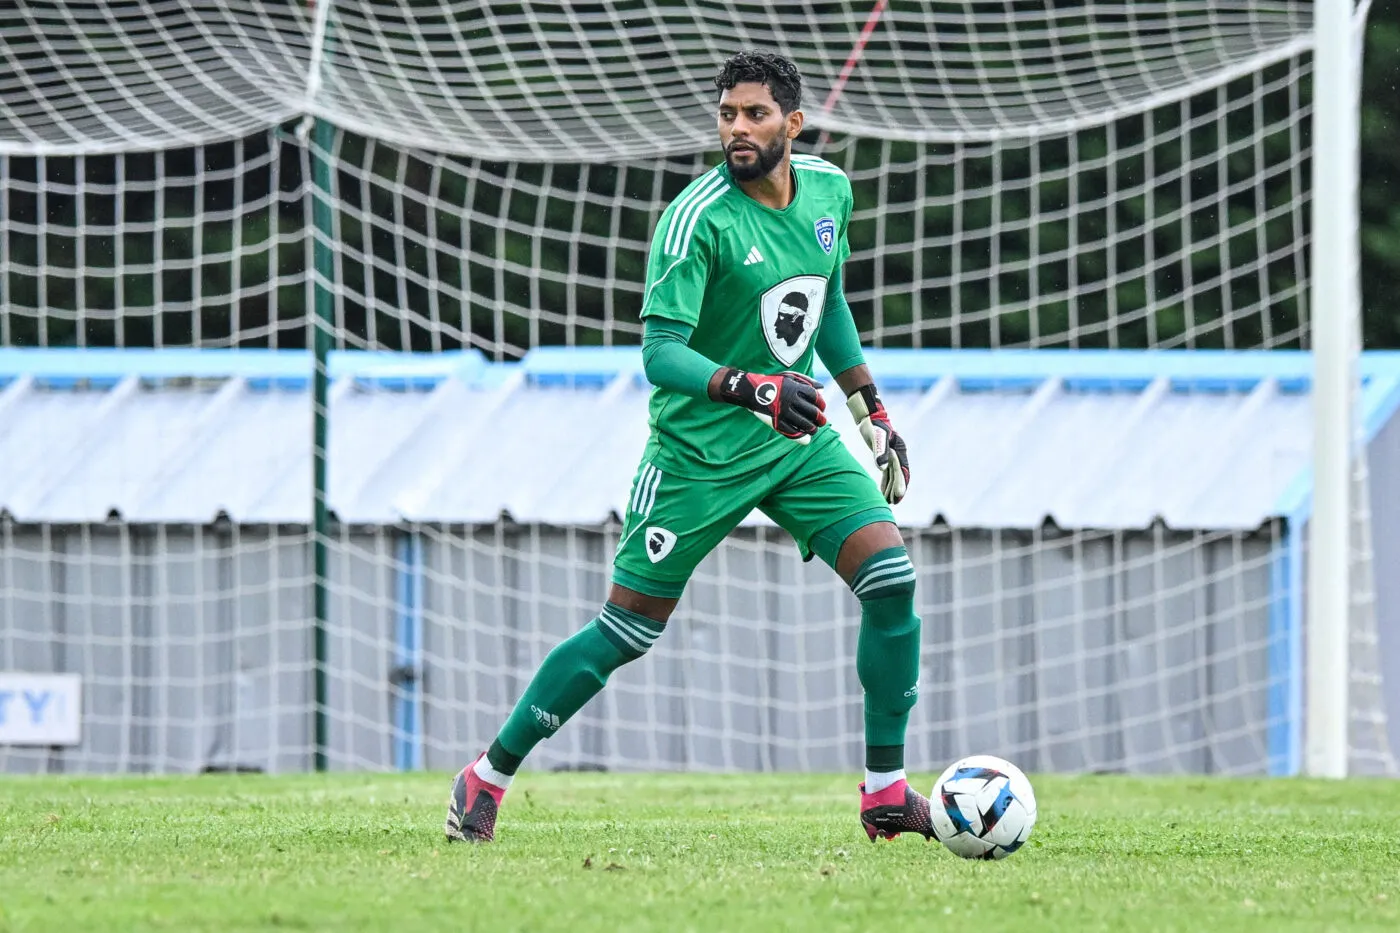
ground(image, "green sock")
xmin=488 ymin=603 xmax=664 ymax=774
xmin=851 ymin=546 xmax=921 ymax=772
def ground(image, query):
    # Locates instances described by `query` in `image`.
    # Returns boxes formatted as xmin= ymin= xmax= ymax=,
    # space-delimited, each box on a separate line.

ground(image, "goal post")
xmin=1305 ymin=0 xmax=1367 ymax=779
xmin=0 ymin=0 xmax=1392 ymax=777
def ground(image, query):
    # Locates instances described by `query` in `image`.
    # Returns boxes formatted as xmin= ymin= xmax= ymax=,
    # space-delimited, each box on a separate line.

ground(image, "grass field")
xmin=2 ymin=772 xmax=1399 ymax=932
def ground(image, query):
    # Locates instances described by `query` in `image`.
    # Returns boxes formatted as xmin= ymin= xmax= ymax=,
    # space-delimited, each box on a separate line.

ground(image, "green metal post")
xmin=310 ymin=117 xmax=335 ymax=772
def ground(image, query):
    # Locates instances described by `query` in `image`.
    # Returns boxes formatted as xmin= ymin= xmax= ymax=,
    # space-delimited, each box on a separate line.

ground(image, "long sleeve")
xmin=641 ymin=315 xmax=722 ymax=398
xmin=815 ymin=266 xmax=866 ymax=378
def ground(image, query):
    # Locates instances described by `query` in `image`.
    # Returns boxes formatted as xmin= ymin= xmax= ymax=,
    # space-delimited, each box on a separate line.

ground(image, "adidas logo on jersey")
xmin=743 ymin=246 xmax=764 ymax=265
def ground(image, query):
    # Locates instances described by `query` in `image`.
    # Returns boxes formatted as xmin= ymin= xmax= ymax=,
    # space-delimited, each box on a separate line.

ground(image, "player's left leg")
xmin=760 ymin=433 xmax=932 ymax=841
xmin=820 ymin=519 xmax=933 ymax=841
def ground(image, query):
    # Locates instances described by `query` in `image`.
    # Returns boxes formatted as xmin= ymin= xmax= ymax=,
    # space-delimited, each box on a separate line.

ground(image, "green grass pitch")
xmin=2 ymin=772 xmax=1399 ymax=932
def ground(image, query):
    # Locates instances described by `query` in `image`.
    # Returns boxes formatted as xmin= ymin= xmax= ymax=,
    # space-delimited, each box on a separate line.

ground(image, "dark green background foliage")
xmin=1361 ymin=2 xmax=1400 ymax=351
xmin=2 ymin=6 xmax=1396 ymax=356
xmin=2 ymin=137 xmax=307 ymax=349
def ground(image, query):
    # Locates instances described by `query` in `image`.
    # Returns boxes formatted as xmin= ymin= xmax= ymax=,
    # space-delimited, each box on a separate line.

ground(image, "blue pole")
xmin=1285 ymin=512 xmax=1305 ymax=775
xmin=393 ymin=530 xmax=425 ymax=770
xmin=1267 ymin=514 xmax=1304 ymax=775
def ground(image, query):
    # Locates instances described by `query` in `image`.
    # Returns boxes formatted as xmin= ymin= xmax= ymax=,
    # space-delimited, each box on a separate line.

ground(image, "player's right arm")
xmin=641 ymin=316 xmax=826 ymax=440
xmin=640 ymin=188 xmax=825 ymax=439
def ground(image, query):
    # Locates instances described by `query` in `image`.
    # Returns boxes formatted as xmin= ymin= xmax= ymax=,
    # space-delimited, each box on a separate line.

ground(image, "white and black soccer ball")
xmin=929 ymin=755 xmax=1037 ymax=859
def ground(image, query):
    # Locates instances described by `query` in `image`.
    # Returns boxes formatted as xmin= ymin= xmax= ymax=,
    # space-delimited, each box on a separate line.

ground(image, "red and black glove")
xmin=717 ymin=368 xmax=827 ymax=441
xmin=847 ymin=384 xmax=910 ymax=503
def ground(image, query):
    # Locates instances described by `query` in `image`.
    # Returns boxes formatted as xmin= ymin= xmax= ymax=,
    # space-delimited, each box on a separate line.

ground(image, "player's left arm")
xmin=815 ymin=175 xmax=910 ymax=504
xmin=816 ymin=267 xmax=911 ymax=505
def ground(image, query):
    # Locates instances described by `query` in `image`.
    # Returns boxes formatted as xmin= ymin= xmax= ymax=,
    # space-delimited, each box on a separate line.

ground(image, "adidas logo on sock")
xmin=531 ymin=705 xmax=560 ymax=731
xmin=743 ymin=246 xmax=764 ymax=265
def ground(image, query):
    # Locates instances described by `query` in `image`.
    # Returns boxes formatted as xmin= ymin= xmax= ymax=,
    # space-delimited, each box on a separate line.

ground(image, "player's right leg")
xmin=445 ymin=585 xmax=676 ymax=843
xmin=446 ymin=457 xmax=759 ymax=842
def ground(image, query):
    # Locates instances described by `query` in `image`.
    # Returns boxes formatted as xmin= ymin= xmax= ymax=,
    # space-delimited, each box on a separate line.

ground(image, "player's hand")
xmin=717 ymin=368 xmax=827 ymax=440
xmin=847 ymin=384 xmax=910 ymax=504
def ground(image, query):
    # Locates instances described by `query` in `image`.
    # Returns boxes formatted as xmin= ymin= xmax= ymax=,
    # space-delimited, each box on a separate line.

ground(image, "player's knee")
xmin=850 ymin=547 xmax=917 ymax=605
xmin=592 ymin=601 xmax=667 ymax=664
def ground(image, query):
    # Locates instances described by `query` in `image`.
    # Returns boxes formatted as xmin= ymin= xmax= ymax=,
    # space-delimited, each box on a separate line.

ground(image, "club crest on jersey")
xmin=814 ymin=217 xmax=836 ymax=254
xmin=759 ymin=274 xmax=827 ymax=366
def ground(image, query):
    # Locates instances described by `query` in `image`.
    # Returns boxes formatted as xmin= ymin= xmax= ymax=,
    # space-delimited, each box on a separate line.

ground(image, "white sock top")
xmin=473 ymin=755 xmax=514 ymax=789
xmin=864 ymin=768 xmax=906 ymax=794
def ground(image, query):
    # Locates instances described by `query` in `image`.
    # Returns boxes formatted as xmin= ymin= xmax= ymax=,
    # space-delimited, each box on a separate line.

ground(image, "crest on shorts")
xmin=759 ymin=275 xmax=827 ymax=366
xmin=814 ymin=217 xmax=836 ymax=254
xmin=645 ymin=527 xmax=677 ymax=563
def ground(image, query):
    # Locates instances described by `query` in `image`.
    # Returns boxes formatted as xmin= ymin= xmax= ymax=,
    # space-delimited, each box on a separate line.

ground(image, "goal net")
xmin=1 ymin=0 xmax=1391 ymax=777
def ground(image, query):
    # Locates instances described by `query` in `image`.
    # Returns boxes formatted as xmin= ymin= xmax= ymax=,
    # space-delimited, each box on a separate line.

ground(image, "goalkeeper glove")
xmin=717 ymin=368 xmax=827 ymax=441
xmin=847 ymin=384 xmax=910 ymax=504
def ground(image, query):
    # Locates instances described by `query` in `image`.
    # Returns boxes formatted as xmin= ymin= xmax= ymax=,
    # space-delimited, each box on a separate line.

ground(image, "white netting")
xmin=0 ymin=0 xmax=1322 ymax=354
xmin=0 ymin=0 xmax=1391 ymax=776
xmin=357 ymin=521 xmax=1285 ymax=775
xmin=312 ymin=1 xmax=1312 ymax=158
xmin=1 ymin=1 xmax=309 ymax=154
xmin=0 ymin=522 xmax=315 ymax=773
xmin=1 ymin=132 xmax=306 ymax=347
xmin=0 ymin=516 xmax=1284 ymax=774
xmin=314 ymin=70 xmax=1312 ymax=361
xmin=1348 ymin=396 xmax=1396 ymax=775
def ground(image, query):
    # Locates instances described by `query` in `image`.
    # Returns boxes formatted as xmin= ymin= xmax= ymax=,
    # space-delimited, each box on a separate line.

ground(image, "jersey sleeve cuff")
xmin=641 ymin=305 xmax=700 ymax=325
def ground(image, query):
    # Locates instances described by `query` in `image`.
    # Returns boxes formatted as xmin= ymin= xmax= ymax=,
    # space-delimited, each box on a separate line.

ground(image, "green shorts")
xmin=612 ymin=430 xmax=894 ymax=598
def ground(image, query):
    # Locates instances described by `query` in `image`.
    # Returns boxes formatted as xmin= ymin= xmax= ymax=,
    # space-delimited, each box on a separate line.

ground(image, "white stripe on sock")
xmin=852 ymin=555 xmax=907 ymax=587
xmin=598 ymin=612 xmax=647 ymax=653
xmin=854 ymin=562 xmax=915 ymax=596
xmin=851 ymin=565 xmax=918 ymax=596
xmin=603 ymin=610 xmax=659 ymax=647
xmin=856 ymin=566 xmax=916 ymax=592
xmin=601 ymin=608 xmax=657 ymax=646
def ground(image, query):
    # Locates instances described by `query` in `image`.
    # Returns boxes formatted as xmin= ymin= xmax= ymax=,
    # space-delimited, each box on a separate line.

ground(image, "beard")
xmin=725 ymin=134 xmax=786 ymax=181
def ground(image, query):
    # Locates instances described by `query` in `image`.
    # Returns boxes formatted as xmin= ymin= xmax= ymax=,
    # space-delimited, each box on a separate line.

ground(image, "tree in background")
xmin=1362 ymin=5 xmax=1400 ymax=348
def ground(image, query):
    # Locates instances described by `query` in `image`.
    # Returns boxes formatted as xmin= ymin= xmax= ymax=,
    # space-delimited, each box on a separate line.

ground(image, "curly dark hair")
xmin=713 ymin=50 xmax=802 ymax=114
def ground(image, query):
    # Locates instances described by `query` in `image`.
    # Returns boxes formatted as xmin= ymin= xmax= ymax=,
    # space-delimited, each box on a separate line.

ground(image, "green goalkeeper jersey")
xmin=639 ymin=155 xmax=854 ymax=477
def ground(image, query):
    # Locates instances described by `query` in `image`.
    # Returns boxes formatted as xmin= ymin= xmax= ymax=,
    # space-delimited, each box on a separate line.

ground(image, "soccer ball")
xmin=928 ymin=755 xmax=1037 ymax=859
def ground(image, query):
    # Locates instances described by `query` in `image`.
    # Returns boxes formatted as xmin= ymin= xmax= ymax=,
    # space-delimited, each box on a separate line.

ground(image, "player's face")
xmin=717 ymin=83 xmax=802 ymax=182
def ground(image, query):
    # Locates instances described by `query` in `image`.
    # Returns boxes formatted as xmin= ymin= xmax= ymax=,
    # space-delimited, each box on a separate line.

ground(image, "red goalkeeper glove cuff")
xmin=847 ymin=384 xmax=910 ymax=504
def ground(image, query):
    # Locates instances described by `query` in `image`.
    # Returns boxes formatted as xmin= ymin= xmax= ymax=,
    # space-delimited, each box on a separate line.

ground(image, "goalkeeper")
xmin=447 ymin=50 xmax=929 ymax=844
